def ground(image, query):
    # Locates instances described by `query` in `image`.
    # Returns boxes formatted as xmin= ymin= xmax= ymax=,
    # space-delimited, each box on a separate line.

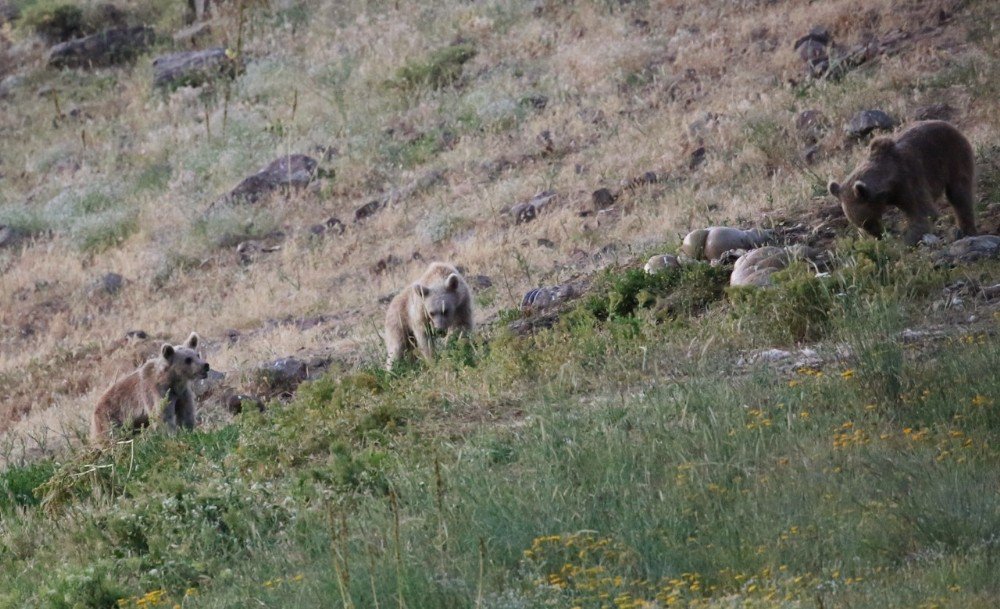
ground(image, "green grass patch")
xmin=392 ymin=43 xmax=477 ymax=91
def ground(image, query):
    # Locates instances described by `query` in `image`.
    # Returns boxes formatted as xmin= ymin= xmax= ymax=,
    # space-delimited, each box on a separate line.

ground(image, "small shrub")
xmin=584 ymin=263 xmax=730 ymax=321
xmin=393 ymin=43 xmax=476 ymax=90
xmin=0 ymin=460 xmax=54 ymax=513
xmin=729 ymin=263 xmax=838 ymax=343
xmin=20 ymin=2 xmax=84 ymax=43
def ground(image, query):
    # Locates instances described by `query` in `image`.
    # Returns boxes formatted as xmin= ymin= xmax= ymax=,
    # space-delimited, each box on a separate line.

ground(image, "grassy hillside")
xmin=1 ymin=0 xmax=999 ymax=607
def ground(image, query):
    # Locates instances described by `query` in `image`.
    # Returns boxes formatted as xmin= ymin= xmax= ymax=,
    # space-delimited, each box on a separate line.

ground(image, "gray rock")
xmin=947 ymin=235 xmax=1000 ymax=262
xmin=912 ymin=103 xmax=956 ymax=122
xmin=592 ymin=188 xmax=616 ymax=210
xmin=0 ymin=74 xmax=24 ymax=99
xmin=253 ymin=357 xmax=308 ymax=395
xmin=152 ymin=47 xmax=241 ymax=89
xmin=48 ymin=26 xmax=155 ymax=69
xmin=468 ymin=274 xmax=493 ymax=290
xmin=91 ymin=272 xmax=124 ymax=295
xmin=681 ymin=227 xmax=775 ymax=261
xmin=0 ymin=224 xmax=24 ymax=249
xmin=511 ymin=190 xmax=557 ymax=224
xmin=644 ymin=254 xmax=681 ymax=274
xmin=730 ymin=245 xmax=825 ymax=287
xmin=793 ymin=26 xmax=831 ymax=77
xmin=224 ymin=154 xmax=318 ymax=205
xmin=521 ymin=283 xmax=579 ymax=313
xmin=846 ymin=109 xmax=895 ymax=138
xmin=192 ymin=369 xmax=226 ymax=398
xmin=795 ymin=109 xmax=827 ymax=143
xmin=354 ymin=199 xmax=383 ymax=222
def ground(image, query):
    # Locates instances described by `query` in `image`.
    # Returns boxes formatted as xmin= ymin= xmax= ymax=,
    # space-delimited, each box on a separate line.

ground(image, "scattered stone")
xmin=681 ymin=227 xmax=775 ymax=261
xmin=795 ymin=109 xmax=828 ymax=144
xmin=537 ymin=130 xmax=554 ymax=154
xmin=689 ymin=146 xmax=707 ymax=170
xmin=519 ymin=94 xmax=549 ymax=109
xmin=537 ymin=238 xmax=555 ymax=248
xmin=236 ymin=238 xmax=282 ymax=264
xmin=521 ymin=283 xmax=580 ymax=313
xmin=912 ymin=103 xmax=956 ymax=122
xmin=354 ymin=199 xmax=383 ymax=222
xmin=252 ymin=357 xmax=308 ymax=396
xmin=899 ymin=327 xmax=947 ymax=344
xmin=48 ymin=26 xmax=155 ymax=69
xmin=793 ymin=26 xmax=831 ymax=77
xmin=124 ymin=329 xmax=148 ymax=340
xmin=0 ymin=224 xmax=24 ymax=249
xmin=152 ymin=47 xmax=242 ymax=89
xmin=0 ymin=74 xmax=24 ymax=99
xmin=224 ymin=154 xmax=318 ymax=205
xmin=946 ymin=235 xmax=1000 ymax=262
xmin=90 ymin=272 xmax=124 ymax=296
xmin=226 ymin=393 xmax=265 ymax=414
xmin=192 ymin=369 xmax=225 ymax=399
xmin=468 ymin=275 xmax=493 ymax=290
xmin=644 ymin=254 xmax=681 ymax=274
xmin=511 ymin=190 xmax=557 ymax=224
xmin=370 ymin=255 xmax=402 ymax=275
xmin=0 ymin=1 xmax=17 ymax=24
xmin=980 ymin=284 xmax=1000 ymax=300
xmin=737 ymin=346 xmax=824 ymax=370
xmin=746 ymin=348 xmax=793 ymax=364
xmin=845 ymin=109 xmax=895 ymax=138
xmin=592 ymin=188 xmax=616 ymax=211
xmin=620 ymin=171 xmax=658 ymax=191
xmin=730 ymin=245 xmax=826 ymax=287
xmin=310 ymin=217 xmax=345 ymax=237
xmin=919 ymin=234 xmax=943 ymax=247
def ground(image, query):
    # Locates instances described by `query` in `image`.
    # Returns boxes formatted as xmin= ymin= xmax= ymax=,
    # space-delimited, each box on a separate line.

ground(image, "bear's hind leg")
xmin=946 ymin=182 xmax=978 ymax=237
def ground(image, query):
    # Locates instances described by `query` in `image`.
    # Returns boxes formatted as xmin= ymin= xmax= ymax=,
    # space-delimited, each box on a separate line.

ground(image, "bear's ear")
xmin=445 ymin=274 xmax=460 ymax=292
xmin=161 ymin=344 xmax=175 ymax=360
xmin=852 ymin=180 xmax=870 ymax=200
xmin=413 ymin=284 xmax=429 ymax=298
xmin=869 ymin=138 xmax=895 ymax=154
xmin=828 ymin=180 xmax=841 ymax=197
xmin=184 ymin=332 xmax=199 ymax=349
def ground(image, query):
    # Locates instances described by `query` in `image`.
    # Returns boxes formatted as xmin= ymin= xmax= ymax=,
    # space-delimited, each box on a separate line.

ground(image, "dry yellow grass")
xmin=0 ymin=0 xmax=996 ymax=464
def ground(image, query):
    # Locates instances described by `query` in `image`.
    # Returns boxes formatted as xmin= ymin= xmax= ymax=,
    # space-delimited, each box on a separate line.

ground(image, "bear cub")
xmin=828 ymin=120 xmax=977 ymax=245
xmin=384 ymin=262 xmax=474 ymax=369
xmin=91 ymin=332 xmax=210 ymax=442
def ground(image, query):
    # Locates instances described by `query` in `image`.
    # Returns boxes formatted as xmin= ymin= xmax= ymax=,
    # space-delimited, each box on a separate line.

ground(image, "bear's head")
xmin=160 ymin=332 xmax=210 ymax=381
xmin=827 ymin=138 xmax=899 ymax=237
xmin=414 ymin=274 xmax=465 ymax=333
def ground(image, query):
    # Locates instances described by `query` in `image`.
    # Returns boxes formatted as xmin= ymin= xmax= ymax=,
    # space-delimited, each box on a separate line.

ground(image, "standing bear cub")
xmin=91 ymin=332 xmax=210 ymax=443
xmin=828 ymin=120 xmax=977 ymax=245
xmin=384 ymin=262 xmax=474 ymax=369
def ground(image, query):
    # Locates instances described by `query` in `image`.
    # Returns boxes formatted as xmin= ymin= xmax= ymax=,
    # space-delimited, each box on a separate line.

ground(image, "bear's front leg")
xmin=160 ymin=393 xmax=178 ymax=432
xmin=413 ymin=325 xmax=434 ymax=361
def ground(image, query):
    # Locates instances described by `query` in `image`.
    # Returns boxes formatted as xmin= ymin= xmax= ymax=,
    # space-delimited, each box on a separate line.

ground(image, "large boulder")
xmin=730 ymin=245 xmax=825 ymax=287
xmin=48 ymin=26 xmax=155 ymax=68
xmin=681 ymin=226 xmax=775 ymax=261
xmin=222 ymin=154 xmax=318 ymax=205
xmin=152 ymin=47 xmax=241 ymax=89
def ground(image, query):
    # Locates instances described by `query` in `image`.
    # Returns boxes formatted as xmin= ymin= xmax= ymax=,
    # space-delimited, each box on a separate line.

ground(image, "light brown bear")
xmin=828 ymin=120 xmax=977 ymax=245
xmin=384 ymin=262 xmax=473 ymax=369
xmin=91 ymin=332 xmax=210 ymax=443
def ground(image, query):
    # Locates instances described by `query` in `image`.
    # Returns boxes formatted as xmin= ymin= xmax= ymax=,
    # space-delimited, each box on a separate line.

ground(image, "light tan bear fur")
xmin=91 ymin=332 xmax=210 ymax=443
xmin=384 ymin=262 xmax=474 ymax=369
xmin=828 ymin=120 xmax=977 ymax=245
